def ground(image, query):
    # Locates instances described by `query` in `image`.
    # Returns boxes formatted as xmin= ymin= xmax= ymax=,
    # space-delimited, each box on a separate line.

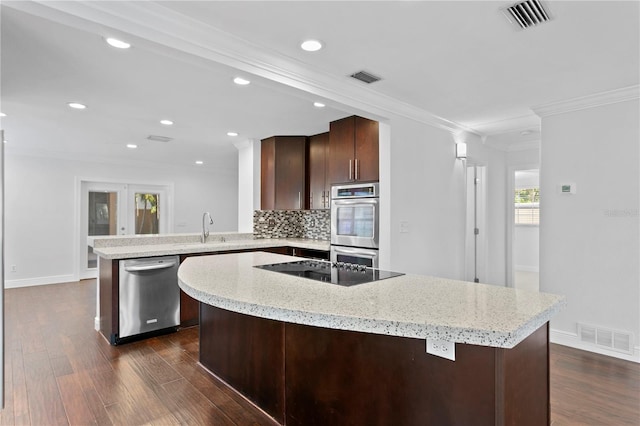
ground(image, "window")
xmin=514 ymin=187 xmax=539 ymax=225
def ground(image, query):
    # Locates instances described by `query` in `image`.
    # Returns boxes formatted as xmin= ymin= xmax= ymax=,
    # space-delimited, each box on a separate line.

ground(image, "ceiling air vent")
xmin=503 ymin=0 xmax=551 ymax=30
xmin=350 ymin=70 xmax=382 ymax=84
xmin=147 ymin=135 xmax=173 ymax=143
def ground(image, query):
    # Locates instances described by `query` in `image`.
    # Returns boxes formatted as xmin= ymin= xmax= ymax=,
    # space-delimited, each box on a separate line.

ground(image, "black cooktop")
xmin=254 ymin=260 xmax=404 ymax=287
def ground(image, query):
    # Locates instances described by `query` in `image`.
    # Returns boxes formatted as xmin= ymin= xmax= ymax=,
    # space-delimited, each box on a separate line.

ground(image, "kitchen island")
xmin=178 ymin=251 xmax=565 ymax=426
xmin=89 ymin=233 xmax=329 ymax=343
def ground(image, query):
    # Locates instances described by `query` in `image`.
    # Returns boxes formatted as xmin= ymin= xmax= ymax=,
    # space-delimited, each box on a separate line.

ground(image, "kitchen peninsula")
xmin=179 ymin=251 xmax=565 ymax=426
xmin=90 ymin=233 xmax=330 ymax=344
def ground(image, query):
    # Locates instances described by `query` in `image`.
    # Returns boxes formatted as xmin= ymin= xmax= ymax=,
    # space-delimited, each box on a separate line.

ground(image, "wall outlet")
xmin=426 ymin=338 xmax=456 ymax=361
xmin=10 ymin=265 xmax=16 ymax=273
xmin=268 ymin=219 xmax=276 ymax=228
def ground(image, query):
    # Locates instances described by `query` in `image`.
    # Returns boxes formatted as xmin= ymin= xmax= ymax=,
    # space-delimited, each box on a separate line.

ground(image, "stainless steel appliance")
xmin=330 ymin=182 xmax=380 ymax=267
xmin=255 ymin=260 xmax=402 ymax=287
xmin=119 ymin=255 xmax=180 ymax=340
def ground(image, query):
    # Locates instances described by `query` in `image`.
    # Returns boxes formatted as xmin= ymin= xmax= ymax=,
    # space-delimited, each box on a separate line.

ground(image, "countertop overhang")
xmin=89 ymin=233 xmax=329 ymax=259
xmin=178 ymin=251 xmax=565 ymax=348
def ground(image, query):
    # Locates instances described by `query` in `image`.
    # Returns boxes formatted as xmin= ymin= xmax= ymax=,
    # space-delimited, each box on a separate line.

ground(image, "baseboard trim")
xmin=551 ymin=328 xmax=640 ymax=363
xmin=4 ymin=274 xmax=80 ymax=289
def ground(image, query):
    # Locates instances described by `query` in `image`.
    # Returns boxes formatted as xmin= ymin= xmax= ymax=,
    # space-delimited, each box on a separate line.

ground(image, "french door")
xmin=79 ymin=181 xmax=171 ymax=279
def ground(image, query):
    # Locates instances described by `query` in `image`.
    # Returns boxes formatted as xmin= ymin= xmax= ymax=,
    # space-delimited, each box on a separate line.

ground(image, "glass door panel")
xmin=134 ymin=192 xmax=160 ymax=234
xmin=87 ymin=191 xmax=119 ymax=268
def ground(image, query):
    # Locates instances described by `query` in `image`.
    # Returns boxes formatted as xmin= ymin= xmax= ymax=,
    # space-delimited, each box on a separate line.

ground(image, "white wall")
xmin=540 ymin=99 xmax=639 ymax=359
xmin=514 ymin=226 xmax=539 ymax=272
xmin=385 ymin=116 xmax=467 ymax=279
xmin=235 ymin=139 xmax=261 ymax=233
xmin=5 ymin=153 xmax=238 ymax=287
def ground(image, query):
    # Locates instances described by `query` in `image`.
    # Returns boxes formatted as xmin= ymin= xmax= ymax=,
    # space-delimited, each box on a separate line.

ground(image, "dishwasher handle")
xmin=124 ymin=260 xmax=178 ymax=272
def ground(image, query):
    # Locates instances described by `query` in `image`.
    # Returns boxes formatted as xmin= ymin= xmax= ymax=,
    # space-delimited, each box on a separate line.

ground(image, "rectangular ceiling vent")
xmin=350 ymin=70 xmax=382 ymax=84
xmin=578 ymin=323 xmax=634 ymax=355
xmin=147 ymin=135 xmax=173 ymax=143
xmin=503 ymin=0 xmax=551 ymax=30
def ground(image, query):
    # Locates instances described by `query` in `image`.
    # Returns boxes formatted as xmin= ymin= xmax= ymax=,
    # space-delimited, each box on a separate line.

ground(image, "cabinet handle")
xmin=349 ymin=160 xmax=353 ymax=180
xmin=310 ymin=192 xmax=313 ymax=209
xmin=298 ymin=192 xmax=301 ymax=209
xmin=355 ymin=159 xmax=359 ymax=180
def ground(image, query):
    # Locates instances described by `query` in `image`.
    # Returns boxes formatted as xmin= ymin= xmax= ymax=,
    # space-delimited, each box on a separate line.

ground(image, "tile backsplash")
xmin=253 ymin=210 xmax=330 ymax=240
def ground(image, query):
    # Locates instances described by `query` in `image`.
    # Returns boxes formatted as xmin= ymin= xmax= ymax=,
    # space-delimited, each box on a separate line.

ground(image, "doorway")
xmin=464 ymin=164 xmax=487 ymax=283
xmin=78 ymin=180 xmax=172 ymax=279
xmin=509 ymin=168 xmax=540 ymax=291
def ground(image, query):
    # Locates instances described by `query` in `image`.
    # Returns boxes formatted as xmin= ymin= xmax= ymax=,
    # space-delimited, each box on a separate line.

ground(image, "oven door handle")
xmin=331 ymin=246 xmax=379 ymax=258
xmin=332 ymin=199 xmax=378 ymax=206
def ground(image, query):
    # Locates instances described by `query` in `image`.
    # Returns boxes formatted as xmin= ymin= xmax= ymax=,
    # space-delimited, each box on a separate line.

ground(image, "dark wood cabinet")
xmin=261 ymin=136 xmax=307 ymax=210
xmin=307 ymin=132 xmax=329 ymax=209
xmin=328 ymin=116 xmax=379 ymax=184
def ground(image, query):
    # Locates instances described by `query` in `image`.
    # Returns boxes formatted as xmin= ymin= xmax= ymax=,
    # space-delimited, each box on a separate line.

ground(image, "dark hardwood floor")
xmin=1 ymin=279 xmax=638 ymax=425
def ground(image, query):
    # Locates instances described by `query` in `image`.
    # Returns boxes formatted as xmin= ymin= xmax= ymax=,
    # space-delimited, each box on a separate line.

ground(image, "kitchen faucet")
xmin=202 ymin=212 xmax=213 ymax=243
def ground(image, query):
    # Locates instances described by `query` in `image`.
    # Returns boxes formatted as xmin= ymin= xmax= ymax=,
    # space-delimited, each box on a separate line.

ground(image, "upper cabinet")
xmin=328 ymin=116 xmax=379 ymax=184
xmin=261 ymin=136 xmax=307 ymax=210
xmin=307 ymin=132 xmax=330 ymax=210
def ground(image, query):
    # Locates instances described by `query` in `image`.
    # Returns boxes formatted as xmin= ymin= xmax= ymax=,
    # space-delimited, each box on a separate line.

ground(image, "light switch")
xmin=400 ymin=221 xmax=410 ymax=233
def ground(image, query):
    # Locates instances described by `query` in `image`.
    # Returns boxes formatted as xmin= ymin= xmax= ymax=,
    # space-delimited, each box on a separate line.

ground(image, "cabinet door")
xmin=261 ymin=137 xmax=276 ymax=210
xmin=328 ymin=116 xmax=355 ymax=184
xmin=308 ymin=132 xmax=329 ymax=209
xmin=274 ymin=136 xmax=306 ymax=210
xmin=354 ymin=117 xmax=379 ymax=182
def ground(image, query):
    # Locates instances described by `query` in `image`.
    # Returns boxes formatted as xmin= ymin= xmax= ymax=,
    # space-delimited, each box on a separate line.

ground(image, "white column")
xmin=234 ymin=139 xmax=261 ymax=233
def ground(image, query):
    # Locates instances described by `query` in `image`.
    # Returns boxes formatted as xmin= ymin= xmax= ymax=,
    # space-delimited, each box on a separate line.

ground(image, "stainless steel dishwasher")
xmin=119 ymin=255 xmax=180 ymax=340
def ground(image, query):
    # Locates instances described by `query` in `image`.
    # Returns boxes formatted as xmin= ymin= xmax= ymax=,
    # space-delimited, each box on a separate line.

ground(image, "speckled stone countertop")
xmin=178 ymin=251 xmax=565 ymax=349
xmin=89 ymin=233 xmax=329 ymax=259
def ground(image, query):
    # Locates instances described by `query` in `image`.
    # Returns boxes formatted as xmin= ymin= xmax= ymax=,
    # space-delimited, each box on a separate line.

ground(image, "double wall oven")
xmin=330 ymin=182 xmax=380 ymax=268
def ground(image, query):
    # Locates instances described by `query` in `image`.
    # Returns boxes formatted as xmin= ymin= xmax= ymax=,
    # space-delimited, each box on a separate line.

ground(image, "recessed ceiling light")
xmin=313 ymin=102 xmax=326 ymax=108
xmin=233 ymin=77 xmax=251 ymax=86
xmin=160 ymin=119 xmax=174 ymax=126
xmin=3 ymin=140 xmax=7 ymax=144
xmin=520 ymin=130 xmax=533 ymax=136
xmin=106 ymin=37 xmax=131 ymax=49
xmin=0 ymin=112 xmax=6 ymax=117
xmin=126 ymin=144 xmax=138 ymax=149
xmin=195 ymin=160 xmax=204 ymax=165
xmin=68 ymin=102 xmax=87 ymax=109
xmin=301 ymin=39 xmax=323 ymax=52
xmin=227 ymin=132 xmax=238 ymax=137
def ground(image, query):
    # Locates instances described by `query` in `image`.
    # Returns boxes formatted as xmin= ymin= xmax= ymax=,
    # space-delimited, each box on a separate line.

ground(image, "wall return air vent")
xmin=503 ymin=0 xmax=551 ymax=30
xmin=350 ymin=70 xmax=382 ymax=84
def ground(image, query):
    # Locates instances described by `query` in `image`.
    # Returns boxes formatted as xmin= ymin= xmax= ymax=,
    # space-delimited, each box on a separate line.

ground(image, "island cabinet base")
xmin=200 ymin=305 xmax=549 ymax=426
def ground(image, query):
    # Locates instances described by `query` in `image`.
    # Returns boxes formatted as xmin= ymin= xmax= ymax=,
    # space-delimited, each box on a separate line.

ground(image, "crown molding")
xmin=532 ymin=85 xmax=640 ymax=117
xmin=17 ymin=1 xmax=480 ymax=138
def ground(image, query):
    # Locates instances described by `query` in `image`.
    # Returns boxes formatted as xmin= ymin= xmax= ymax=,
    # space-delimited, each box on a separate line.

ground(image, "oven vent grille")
xmin=578 ymin=323 xmax=633 ymax=354
xmin=147 ymin=135 xmax=173 ymax=143
xmin=503 ymin=0 xmax=551 ymax=30
xmin=350 ymin=70 xmax=382 ymax=84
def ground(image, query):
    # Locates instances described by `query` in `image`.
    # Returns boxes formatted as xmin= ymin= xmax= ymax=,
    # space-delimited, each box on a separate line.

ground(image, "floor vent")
xmin=147 ymin=135 xmax=173 ymax=143
xmin=350 ymin=70 xmax=382 ymax=84
xmin=502 ymin=0 xmax=551 ymax=30
xmin=578 ymin=323 xmax=634 ymax=354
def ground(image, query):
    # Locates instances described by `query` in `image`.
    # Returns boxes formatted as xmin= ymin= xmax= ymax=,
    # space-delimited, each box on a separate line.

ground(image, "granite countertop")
xmin=89 ymin=233 xmax=330 ymax=259
xmin=178 ymin=251 xmax=566 ymax=349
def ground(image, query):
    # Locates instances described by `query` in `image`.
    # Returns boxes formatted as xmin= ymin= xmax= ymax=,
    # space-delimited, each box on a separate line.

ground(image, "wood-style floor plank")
xmin=1 ymin=279 xmax=639 ymax=426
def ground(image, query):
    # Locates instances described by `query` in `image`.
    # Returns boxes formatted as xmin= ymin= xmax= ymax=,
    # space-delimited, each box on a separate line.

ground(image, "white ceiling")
xmin=1 ymin=1 xmax=638 ymax=169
